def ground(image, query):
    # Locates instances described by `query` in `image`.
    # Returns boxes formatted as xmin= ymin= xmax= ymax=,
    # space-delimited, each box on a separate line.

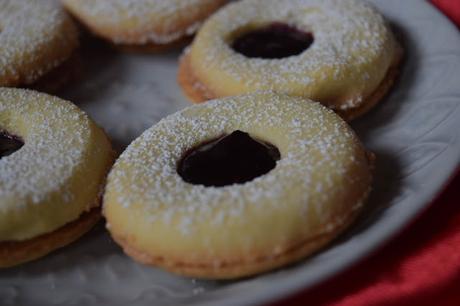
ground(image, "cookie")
xmin=0 ymin=0 xmax=79 ymax=90
xmin=62 ymin=0 xmax=227 ymax=50
xmin=178 ymin=0 xmax=403 ymax=120
xmin=0 ymin=88 xmax=114 ymax=267
xmin=103 ymin=92 xmax=373 ymax=279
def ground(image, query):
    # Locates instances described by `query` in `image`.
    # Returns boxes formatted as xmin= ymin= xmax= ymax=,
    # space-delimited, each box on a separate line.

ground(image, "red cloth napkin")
xmin=274 ymin=2 xmax=460 ymax=305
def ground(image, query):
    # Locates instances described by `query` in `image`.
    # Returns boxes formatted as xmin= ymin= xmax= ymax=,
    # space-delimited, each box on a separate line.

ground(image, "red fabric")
xmin=432 ymin=0 xmax=460 ymax=25
xmin=273 ymin=2 xmax=460 ymax=306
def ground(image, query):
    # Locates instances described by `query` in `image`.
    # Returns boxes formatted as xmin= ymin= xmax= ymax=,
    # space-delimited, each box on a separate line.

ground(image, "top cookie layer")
xmin=0 ymin=88 xmax=113 ymax=241
xmin=103 ymin=92 xmax=372 ymax=271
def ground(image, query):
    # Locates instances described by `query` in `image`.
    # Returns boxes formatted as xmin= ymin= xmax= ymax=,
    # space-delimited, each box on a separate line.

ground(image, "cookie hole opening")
xmin=231 ymin=22 xmax=314 ymax=59
xmin=0 ymin=131 xmax=24 ymax=159
xmin=177 ymin=130 xmax=281 ymax=187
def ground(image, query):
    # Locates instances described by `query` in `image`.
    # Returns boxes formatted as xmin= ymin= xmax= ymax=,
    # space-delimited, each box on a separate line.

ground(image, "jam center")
xmin=232 ymin=22 xmax=314 ymax=59
xmin=0 ymin=131 xmax=24 ymax=159
xmin=177 ymin=130 xmax=280 ymax=187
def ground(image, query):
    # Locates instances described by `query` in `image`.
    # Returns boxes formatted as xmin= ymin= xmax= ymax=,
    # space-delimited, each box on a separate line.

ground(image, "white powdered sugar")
xmin=0 ymin=0 xmax=78 ymax=85
xmin=0 ymin=89 xmax=89 ymax=209
xmin=106 ymin=92 xmax=370 ymax=235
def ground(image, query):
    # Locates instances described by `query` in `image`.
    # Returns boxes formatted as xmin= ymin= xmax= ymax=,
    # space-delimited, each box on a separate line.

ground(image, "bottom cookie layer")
xmin=0 ymin=208 xmax=101 ymax=268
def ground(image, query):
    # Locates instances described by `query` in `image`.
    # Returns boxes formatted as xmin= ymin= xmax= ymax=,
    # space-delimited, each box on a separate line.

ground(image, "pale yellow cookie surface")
xmin=62 ymin=0 xmax=227 ymax=45
xmin=0 ymin=0 xmax=78 ymax=87
xmin=0 ymin=88 xmax=113 ymax=242
xmin=103 ymin=92 xmax=373 ymax=279
xmin=182 ymin=0 xmax=402 ymax=116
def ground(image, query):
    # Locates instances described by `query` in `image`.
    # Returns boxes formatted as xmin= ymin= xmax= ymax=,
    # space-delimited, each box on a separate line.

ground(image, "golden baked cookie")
xmin=0 ymin=88 xmax=114 ymax=267
xmin=103 ymin=92 xmax=373 ymax=279
xmin=62 ymin=0 xmax=227 ymax=50
xmin=178 ymin=0 xmax=403 ymax=120
xmin=0 ymin=0 xmax=79 ymax=90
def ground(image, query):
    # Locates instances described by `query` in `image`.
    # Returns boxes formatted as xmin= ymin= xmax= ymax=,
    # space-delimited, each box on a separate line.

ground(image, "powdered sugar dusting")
xmin=0 ymin=88 xmax=90 ymax=209
xmin=189 ymin=0 xmax=398 ymax=110
xmin=106 ymin=92 xmax=371 ymax=235
xmin=0 ymin=0 xmax=78 ymax=86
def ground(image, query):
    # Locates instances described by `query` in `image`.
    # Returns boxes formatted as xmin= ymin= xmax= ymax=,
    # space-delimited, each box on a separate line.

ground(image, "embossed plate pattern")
xmin=1 ymin=0 xmax=460 ymax=305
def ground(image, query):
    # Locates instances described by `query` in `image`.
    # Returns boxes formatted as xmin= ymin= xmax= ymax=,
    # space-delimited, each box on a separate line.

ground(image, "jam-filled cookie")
xmin=62 ymin=0 xmax=227 ymax=51
xmin=103 ymin=92 xmax=373 ymax=279
xmin=178 ymin=0 xmax=403 ymax=120
xmin=0 ymin=0 xmax=79 ymax=91
xmin=0 ymin=88 xmax=114 ymax=267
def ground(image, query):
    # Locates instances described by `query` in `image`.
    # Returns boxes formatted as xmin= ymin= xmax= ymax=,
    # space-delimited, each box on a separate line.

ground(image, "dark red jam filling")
xmin=0 ymin=131 xmax=24 ymax=159
xmin=232 ymin=22 xmax=314 ymax=59
xmin=177 ymin=130 xmax=281 ymax=187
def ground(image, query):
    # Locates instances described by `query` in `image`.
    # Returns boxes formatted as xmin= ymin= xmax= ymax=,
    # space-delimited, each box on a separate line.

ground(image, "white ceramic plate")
xmin=1 ymin=1 xmax=460 ymax=305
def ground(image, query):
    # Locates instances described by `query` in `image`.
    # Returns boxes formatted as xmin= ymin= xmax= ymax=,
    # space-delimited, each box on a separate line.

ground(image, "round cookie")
xmin=178 ymin=0 xmax=403 ymax=121
xmin=62 ymin=0 xmax=228 ymax=50
xmin=0 ymin=0 xmax=79 ymax=90
xmin=103 ymin=92 xmax=373 ymax=279
xmin=0 ymin=88 xmax=114 ymax=267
